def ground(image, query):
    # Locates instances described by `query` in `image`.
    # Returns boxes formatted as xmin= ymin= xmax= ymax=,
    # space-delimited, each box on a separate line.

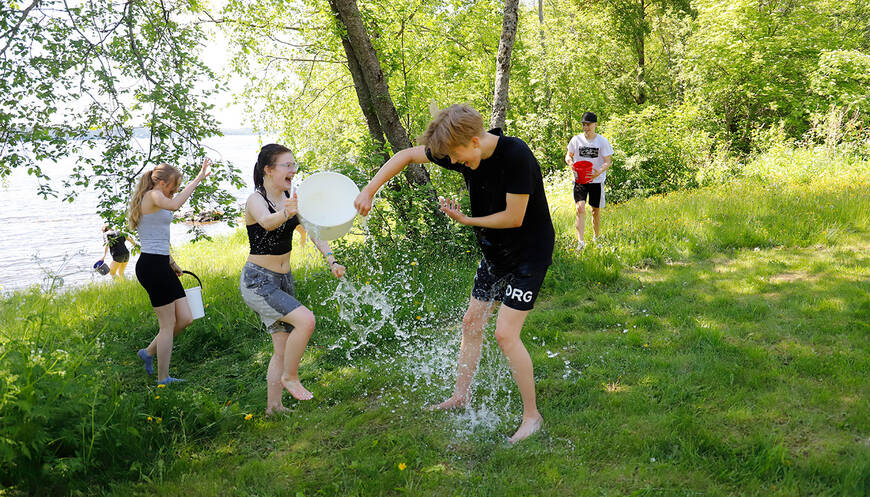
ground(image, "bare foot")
xmin=425 ymin=395 xmax=467 ymax=411
xmin=280 ymin=377 xmax=314 ymax=400
xmin=265 ymin=405 xmax=290 ymax=417
xmin=508 ymin=415 xmax=543 ymax=444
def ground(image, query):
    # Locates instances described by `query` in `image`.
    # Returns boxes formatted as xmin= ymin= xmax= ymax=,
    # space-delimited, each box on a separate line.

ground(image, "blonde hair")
xmin=418 ymin=104 xmax=484 ymax=158
xmin=128 ymin=164 xmax=182 ymax=230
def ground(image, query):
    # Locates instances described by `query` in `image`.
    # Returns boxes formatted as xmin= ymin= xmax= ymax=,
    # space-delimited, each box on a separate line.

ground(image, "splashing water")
xmin=323 ymin=277 xmax=401 ymax=359
xmin=298 ymin=176 xmax=550 ymax=440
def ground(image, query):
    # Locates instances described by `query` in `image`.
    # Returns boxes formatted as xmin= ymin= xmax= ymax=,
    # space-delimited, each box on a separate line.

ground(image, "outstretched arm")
xmin=310 ymin=236 xmax=345 ymax=278
xmin=354 ymin=146 xmax=430 ymax=216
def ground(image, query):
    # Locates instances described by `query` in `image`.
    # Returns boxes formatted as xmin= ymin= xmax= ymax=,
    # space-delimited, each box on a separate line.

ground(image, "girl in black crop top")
xmin=246 ymin=190 xmax=301 ymax=255
xmin=239 ymin=144 xmax=346 ymax=415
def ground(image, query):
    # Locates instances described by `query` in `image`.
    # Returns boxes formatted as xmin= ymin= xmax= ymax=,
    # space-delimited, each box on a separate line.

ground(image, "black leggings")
xmin=135 ymin=253 xmax=186 ymax=308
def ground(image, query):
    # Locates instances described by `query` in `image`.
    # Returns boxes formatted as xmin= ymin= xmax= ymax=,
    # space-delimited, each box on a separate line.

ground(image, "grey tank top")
xmin=138 ymin=209 xmax=172 ymax=255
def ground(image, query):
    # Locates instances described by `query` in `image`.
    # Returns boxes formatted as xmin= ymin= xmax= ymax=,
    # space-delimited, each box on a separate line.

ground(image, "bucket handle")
xmin=181 ymin=270 xmax=202 ymax=288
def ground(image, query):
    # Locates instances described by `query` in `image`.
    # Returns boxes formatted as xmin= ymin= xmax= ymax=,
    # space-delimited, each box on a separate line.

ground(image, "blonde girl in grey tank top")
xmin=128 ymin=159 xmax=211 ymax=385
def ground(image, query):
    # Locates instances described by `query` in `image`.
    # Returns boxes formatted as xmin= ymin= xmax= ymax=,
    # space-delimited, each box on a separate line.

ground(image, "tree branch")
xmin=0 ymin=0 xmax=40 ymax=58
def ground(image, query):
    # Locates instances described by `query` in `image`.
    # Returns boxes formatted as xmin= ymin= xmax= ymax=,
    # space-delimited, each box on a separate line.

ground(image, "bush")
xmin=602 ymin=104 xmax=714 ymax=203
xmin=0 ymin=281 xmax=244 ymax=494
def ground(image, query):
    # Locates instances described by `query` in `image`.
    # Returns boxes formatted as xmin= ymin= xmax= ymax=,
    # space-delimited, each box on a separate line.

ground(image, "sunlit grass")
xmin=2 ymin=151 xmax=870 ymax=495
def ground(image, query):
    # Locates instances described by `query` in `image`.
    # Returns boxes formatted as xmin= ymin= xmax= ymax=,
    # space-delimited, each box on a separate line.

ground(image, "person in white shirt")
xmin=565 ymin=112 xmax=613 ymax=250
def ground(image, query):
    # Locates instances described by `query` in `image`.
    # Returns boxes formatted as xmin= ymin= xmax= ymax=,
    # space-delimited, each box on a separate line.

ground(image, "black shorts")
xmin=111 ymin=250 xmax=130 ymax=263
xmin=135 ymin=253 xmax=186 ymax=308
xmin=471 ymin=258 xmax=549 ymax=311
xmin=573 ymin=182 xmax=606 ymax=208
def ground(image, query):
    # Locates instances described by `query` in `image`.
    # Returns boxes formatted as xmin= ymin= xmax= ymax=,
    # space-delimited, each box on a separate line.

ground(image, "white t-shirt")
xmin=567 ymin=133 xmax=613 ymax=184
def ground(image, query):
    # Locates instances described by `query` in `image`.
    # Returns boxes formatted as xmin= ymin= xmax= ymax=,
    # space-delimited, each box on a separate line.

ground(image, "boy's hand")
xmin=285 ymin=193 xmax=298 ymax=219
xmin=439 ymin=196 xmax=469 ymax=225
xmin=354 ymin=189 xmax=374 ymax=216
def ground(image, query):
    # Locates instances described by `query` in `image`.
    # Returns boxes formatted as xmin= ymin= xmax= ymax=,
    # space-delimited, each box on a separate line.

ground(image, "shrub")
xmin=602 ymin=104 xmax=714 ymax=203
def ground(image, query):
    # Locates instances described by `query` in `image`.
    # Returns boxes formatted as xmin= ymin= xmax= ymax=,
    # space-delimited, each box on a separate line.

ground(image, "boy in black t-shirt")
xmin=354 ymin=104 xmax=555 ymax=443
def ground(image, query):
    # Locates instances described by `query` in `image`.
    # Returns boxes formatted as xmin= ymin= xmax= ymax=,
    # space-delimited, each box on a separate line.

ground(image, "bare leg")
xmin=266 ymin=331 xmax=291 ymax=415
xmin=591 ymin=207 xmax=601 ymax=239
xmin=575 ymin=201 xmax=587 ymax=244
xmin=493 ymin=305 xmax=543 ymax=443
xmin=146 ymin=298 xmax=193 ymax=381
xmin=117 ymin=261 xmax=128 ymax=279
xmin=428 ymin=297 xmax=494 ymax=410
xmin=277 ymin=306 xmax=316 ymax=400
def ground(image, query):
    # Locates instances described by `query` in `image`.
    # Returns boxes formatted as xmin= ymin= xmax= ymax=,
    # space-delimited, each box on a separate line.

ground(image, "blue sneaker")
xmin=157 ymin=376 xmax=186 ymax=385
xmin=138 ymin=349 xmax=154 ymax=375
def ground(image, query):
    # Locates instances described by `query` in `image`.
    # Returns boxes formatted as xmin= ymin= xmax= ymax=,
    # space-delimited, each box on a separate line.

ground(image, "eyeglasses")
xmin=275 ymin=161 xmax=300 ymax=172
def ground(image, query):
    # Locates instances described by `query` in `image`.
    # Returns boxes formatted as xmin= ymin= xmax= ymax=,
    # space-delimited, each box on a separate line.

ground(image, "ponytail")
xmin=128 ymin=164 xmax=181 ymax=230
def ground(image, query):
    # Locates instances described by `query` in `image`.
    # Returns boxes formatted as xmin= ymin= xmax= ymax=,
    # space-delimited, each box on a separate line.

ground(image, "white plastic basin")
xmin=296 ymin=171 xmax=360 ymax=241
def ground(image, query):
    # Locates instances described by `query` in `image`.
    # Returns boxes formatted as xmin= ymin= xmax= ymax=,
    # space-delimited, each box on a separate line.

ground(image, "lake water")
xmin=0 ymin=133 xmax=277 ymax=294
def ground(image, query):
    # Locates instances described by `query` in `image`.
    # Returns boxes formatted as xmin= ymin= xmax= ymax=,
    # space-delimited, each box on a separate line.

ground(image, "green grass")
xmin=2 ymin=160 xmax=870 ymax=495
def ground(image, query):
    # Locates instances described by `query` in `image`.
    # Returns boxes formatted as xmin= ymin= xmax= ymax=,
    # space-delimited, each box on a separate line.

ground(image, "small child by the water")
xmin=99 ymin=225 xmax=135 ymax=279
xmin=354 ymin=104 xmax=555 ymax=443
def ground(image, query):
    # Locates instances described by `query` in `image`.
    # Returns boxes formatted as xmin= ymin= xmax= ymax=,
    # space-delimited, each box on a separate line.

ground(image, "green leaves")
xmin=0 ymin=0 xmax=241 ymax=228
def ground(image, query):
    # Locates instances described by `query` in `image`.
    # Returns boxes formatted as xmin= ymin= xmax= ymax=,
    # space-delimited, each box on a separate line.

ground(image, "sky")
xmin=200 ymin=26 xmax=249 ymax=130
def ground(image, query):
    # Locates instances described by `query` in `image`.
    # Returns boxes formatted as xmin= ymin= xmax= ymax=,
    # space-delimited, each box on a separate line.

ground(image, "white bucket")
xmin=181 ymin=271 xmax=205 ymax=319
xmin=296 ymin=171 xmax=360 ymax=241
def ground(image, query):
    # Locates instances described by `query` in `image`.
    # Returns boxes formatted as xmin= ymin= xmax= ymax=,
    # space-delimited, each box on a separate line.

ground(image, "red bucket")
xmin=572 ymin=160 xmax=594 ymax=184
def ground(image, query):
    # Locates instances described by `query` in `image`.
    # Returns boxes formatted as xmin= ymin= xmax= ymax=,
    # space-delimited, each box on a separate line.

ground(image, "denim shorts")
xmin=239 ymin=262 xmax=302 ymax=333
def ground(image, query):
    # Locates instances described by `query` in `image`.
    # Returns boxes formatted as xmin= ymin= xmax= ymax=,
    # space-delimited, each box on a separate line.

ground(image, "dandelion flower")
xmin=398 ymin=463 xmax=407 ymax=471
xmin=244 ymin=413 xmax=253 ymax=421
xmin=147 ymin=416 xmax=153 ymax=422
xmin=416 ymin=316 xmax=422 ymax=320
xmin=157 ymin=384 xmax=166 ymax=389
xmin=155 ymin=395 xmax=160 ymax=399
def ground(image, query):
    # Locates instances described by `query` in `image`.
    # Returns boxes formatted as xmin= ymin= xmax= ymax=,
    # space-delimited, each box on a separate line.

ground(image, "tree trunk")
xmin=491 ymin=0 xmax=520 ymax=130
xmin=329 ymin=0 xmax=431 ymax=186
xmin=634 ymin=0 xmax=647 ymax=105
xmin=538 ymin=0 xmax=551 ymax=107
xmin=341 ymin=35 xmax=389 ymax=163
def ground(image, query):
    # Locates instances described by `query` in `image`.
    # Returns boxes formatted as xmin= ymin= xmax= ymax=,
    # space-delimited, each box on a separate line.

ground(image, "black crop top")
xmin=246 ymin=191 xmax=300 ymax=255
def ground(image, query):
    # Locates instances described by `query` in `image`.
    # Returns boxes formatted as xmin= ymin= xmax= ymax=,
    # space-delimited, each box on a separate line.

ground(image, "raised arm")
xmin=148 ymin=158 xmax=211 ymax=212
xmin=354 ymin=146 xmax=430 ymax=216
xmin=247 ymin=192 xmax=297 ymax=231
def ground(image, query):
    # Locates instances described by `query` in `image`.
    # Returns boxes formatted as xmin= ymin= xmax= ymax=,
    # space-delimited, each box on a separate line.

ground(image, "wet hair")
xmin=418 ymin=104 xmax=485 ymax=158
xmin=127 ymin=163 xmax=182 ymax=230
xmin=253 ymin=144 xmax=293 ymax=194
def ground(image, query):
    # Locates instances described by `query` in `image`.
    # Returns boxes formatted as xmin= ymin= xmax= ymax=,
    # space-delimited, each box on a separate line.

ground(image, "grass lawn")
xmin=2 ymin=174 xmax=869 ymax=496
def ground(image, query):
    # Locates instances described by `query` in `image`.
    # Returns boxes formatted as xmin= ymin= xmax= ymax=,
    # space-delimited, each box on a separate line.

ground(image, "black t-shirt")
xmin=104 ymin=230 xmax=129 ymax=258
xmin=426 ymin=128 xmax=555 ymax=271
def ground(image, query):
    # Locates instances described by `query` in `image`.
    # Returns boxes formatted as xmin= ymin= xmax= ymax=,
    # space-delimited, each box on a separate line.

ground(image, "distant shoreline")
xmin=32 ymin=127 xmax=272 ymax=141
